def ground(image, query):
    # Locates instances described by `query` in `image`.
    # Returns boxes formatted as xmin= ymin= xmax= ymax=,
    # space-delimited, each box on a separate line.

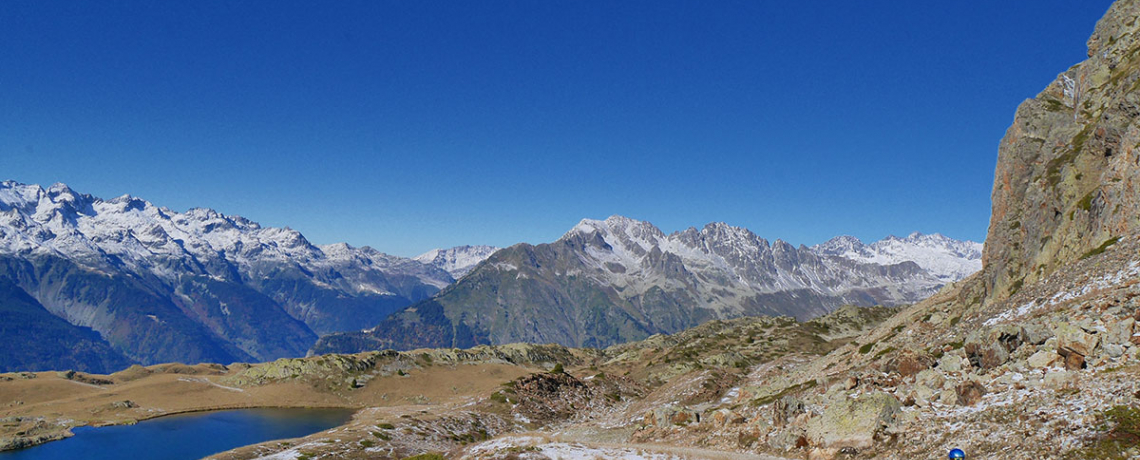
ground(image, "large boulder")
xmin=1027 ymin=350 xmax=1064 ymax=369
xmin=806 ymin=391 xmax=901 ymax=449
xmin=1055 ymin=322 xmax=1099 ymax=369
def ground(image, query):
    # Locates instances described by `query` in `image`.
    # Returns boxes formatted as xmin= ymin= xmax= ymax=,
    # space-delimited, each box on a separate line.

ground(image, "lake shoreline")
xmin=1 ymin=405 xmax=360 ymax=455
xmin=1 ymin=403 xmax=362 ymax=453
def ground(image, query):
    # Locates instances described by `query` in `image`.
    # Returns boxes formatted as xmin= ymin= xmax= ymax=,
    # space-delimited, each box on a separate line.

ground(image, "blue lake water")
xmin=0 ymin=408 xmax=355 ymax=460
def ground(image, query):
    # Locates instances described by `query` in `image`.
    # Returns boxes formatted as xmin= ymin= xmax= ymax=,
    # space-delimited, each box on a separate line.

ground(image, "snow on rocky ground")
xmin=462 ymin=435 xmax=683 ymax=459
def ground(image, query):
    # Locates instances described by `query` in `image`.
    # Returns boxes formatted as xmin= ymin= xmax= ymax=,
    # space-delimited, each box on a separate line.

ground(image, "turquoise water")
xmin=0 ymin=408 xmax=354 ymax=460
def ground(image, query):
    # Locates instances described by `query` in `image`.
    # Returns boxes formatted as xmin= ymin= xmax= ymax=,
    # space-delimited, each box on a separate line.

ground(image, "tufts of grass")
xmin=1078 ymin=191 xmax=1097 ymax=211
xmin=874 ymin=346 xmax=897 ymax=359
xmin=1067 ymin=405 xmax=1140 ymax=459
xmin=402 ymin=454 xmax=446 ymax=460
xmin=751 ymin=380 xmax=818 ymax=407
xmin=1081 ymin=237 xmax=1121 ymax=260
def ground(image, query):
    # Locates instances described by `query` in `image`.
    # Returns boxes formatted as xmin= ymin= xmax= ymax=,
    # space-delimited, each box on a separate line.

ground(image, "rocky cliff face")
xmin=983 ymin=0 xmax=1140 ymax=302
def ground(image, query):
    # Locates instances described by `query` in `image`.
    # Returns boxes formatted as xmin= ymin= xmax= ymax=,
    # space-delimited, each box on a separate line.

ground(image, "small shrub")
xmin=551 ymin=363 xmax=564 ymax=374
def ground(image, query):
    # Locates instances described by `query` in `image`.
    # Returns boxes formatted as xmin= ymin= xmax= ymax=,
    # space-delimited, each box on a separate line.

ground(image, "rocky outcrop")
xmin=805 ymin=391 xmax=901 ymax=449
xmin=982 ymin=0 xmax=1140 ymax=302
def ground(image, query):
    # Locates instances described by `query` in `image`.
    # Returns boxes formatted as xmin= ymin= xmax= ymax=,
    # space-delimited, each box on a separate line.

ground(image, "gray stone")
xmin=1028 ymin=350 xmax=1063 ymax=369
xmin=806 ymin=391 xmax=901 ymax=449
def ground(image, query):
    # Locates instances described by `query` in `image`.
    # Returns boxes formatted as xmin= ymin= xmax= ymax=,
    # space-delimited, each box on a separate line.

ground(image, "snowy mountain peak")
xmin=812 ymin=232 xmax=983 ymax=282
xmin=414 ymin=245 xmax=500 ymax=278
xmin=0 ymin=180 xmax=453 ymax=292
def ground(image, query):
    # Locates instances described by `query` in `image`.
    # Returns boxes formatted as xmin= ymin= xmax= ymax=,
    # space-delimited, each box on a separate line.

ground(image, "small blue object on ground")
xmin=949 ymin=448 xmax=966 ymax=458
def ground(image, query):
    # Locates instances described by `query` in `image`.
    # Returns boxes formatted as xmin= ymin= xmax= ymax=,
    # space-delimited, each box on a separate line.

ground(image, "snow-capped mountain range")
xmin=415 ymin=245 xmax=501 ymax=278
xmin=0 ymin=181 xmax=451 ymax=295
xmin=316 ymin=215 xmax=983 ymax=352
xmin=0 ymin=180 xmax=499 ymax=369
xmin=812 ymin=233 xmax=983 ymax=282
xmin=0 ymin=180 xmax=981 ymax=369
xmin=558 ymin=216 xmax=980 ymax=314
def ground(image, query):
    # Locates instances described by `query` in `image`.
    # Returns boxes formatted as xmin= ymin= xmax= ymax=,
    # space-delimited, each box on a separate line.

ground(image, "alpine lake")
xmin=0 ymin=408 xmax=355 ymax=460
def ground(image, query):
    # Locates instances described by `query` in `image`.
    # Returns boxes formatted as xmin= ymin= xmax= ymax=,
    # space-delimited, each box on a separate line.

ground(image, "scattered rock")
xmin=773 ymin=395 xmax=804 ymax=428
xmin=939 ymin=354 xmax=964 ymax=373
xmin=110 ymin=400 xmax=136 ymax=409
xmin=955 ymin=381 xmax=987 ymax=406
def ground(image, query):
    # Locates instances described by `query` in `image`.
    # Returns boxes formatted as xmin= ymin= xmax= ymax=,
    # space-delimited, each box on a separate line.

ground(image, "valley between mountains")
xmin=4 ymin=0 xmax=1140 ymax=458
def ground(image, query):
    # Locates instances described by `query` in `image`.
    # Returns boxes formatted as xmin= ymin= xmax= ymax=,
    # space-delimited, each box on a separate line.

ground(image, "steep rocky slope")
xmin=317 ymin=216 xmax=979 ymax=352
xmin=983 ymin=1 xmax=1140 ymax=302
xmin=0 ymin=277 xmax=130 ymax=373
xmin=0 ymin=181 xmax=454 ymax=367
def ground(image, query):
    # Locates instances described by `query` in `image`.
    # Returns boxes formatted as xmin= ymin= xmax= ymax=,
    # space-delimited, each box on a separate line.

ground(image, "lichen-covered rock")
xmin=806 ymin=391 xmax=901 ymax=449
xmin=1055 ymin=322 xmax=1100 ymax=358
xmin=1028 ymin=350 xmax=1063 ymax=369
xmin=981 ymin=0 xmax=1140 ymax=302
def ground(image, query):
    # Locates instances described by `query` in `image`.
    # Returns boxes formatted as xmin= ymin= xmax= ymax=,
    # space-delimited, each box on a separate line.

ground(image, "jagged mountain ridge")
xmin=414 ymin=245 xmax=501 ymax=278
xmin=315 ymin=215 xmax=981 ymax=353
xmin=0 ymin=180 xmax=457 ymax=368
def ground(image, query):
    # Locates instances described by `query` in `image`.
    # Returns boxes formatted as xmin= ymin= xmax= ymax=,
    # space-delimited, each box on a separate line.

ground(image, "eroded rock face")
xmin=982 ymin=0 xmax=1140 ymax=302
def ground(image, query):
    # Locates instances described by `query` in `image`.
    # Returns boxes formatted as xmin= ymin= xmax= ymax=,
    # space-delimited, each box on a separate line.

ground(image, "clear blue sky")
xmin=0 ymin=1 xmax=1116 ymax=256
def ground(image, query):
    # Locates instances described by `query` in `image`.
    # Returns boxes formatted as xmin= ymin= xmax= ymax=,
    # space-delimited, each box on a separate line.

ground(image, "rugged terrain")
xmin=5 ymin=2 xmax=1137 ymax=458
xmin=0 ymin=181 xmax=483 ymax=371
xmin=0 ymin=305 xmax=891 ymax=459
xmin=0 ymin=180 xmax=978 ymax=373
xmin=317 ymin=217 xmax=979 ymax=352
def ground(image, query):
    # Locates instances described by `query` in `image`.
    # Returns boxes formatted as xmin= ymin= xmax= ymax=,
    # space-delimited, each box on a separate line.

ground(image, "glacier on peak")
xmin=0 ymin=180 xmax=454 ymax=294
xmin=414 ymin=245 xmax=500 ymax=278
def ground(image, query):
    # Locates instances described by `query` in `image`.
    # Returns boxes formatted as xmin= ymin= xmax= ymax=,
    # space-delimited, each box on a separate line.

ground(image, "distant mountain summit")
xmin=0 ymin=180 xmax=454 ymax=370
xmin=813 ymin=232 xmax=983 ymax=282
xmin=414 ymin=245 xmax=500 ymax=278
xmin=314 ymin=215 xmax=982 ymax=353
